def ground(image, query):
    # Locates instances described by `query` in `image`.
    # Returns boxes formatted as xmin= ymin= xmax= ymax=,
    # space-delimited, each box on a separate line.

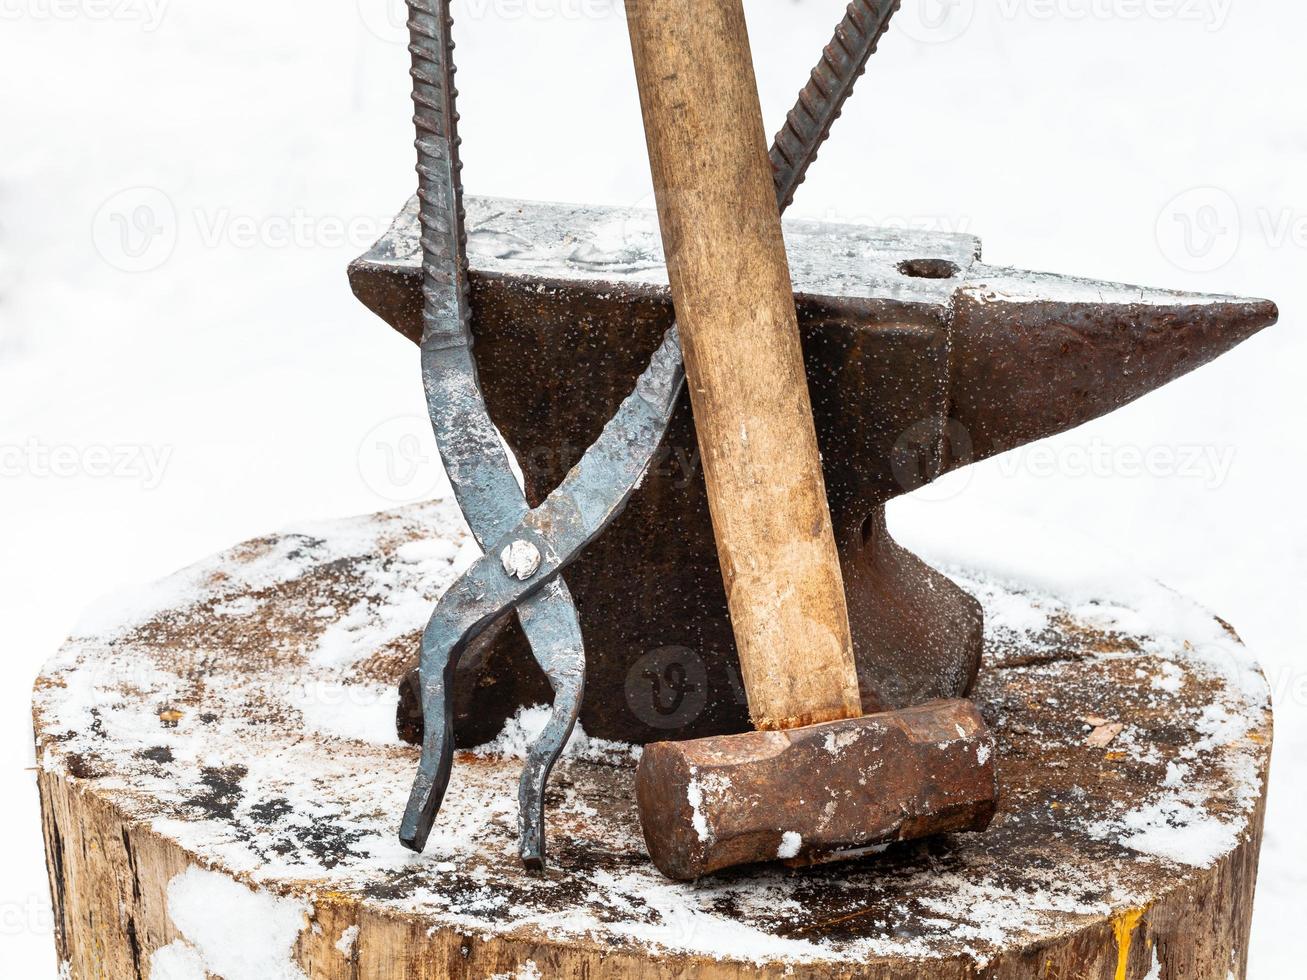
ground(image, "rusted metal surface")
xmin=769 ymin=0 xmax=900 ymax=211
xmin=396 ymin=0 xmax=905 ymax=861
xmin=636 ymin=698 xmax=998 ymax=880
xmin=351 ymin=196 xmax=1276 ymax=748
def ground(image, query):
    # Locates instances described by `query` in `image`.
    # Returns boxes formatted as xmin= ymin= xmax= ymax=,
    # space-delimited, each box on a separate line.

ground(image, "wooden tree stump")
xmin=34 ymin=502 xmax=1271 ymax=979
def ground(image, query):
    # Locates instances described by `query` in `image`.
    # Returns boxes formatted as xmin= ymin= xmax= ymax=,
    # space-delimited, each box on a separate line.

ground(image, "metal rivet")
xmin=500 ymin=539 xmax=542 ymax=581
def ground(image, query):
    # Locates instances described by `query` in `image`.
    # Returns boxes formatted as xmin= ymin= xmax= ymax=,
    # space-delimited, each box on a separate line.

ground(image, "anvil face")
xmin=350 ymin=196 xmax=1275 ymax=746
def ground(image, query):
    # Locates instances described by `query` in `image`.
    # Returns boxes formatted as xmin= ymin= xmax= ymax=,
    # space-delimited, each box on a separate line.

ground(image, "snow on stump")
xmin=34 ymin=502 xmax=1271 ymax=979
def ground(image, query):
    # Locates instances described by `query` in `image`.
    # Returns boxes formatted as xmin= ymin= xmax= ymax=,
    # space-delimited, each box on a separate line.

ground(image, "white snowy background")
xmin=0 ymin=0 xmax=1301 ymax=974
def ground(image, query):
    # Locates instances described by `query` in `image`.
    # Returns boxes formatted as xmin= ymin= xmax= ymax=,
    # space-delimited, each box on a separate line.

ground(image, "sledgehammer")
xmin=625 ymin=0 xmax=998 ymax=880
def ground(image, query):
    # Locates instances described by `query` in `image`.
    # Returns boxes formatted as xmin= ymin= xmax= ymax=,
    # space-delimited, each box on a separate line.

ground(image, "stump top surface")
xmin=34 ymin=502 xmax=1271 ymax=971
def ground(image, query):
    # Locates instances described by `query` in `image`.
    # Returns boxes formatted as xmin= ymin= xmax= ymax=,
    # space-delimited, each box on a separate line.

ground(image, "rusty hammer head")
xmin=635 ymin=699 xmax=998 ymax=880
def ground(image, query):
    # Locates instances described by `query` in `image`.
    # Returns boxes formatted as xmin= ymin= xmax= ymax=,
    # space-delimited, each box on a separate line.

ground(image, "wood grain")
xmin=625 ymin=0 xmax=861 ymax=731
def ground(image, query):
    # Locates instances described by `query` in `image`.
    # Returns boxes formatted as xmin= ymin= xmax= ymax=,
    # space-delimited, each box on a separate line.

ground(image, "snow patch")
xmin=165 ymin=865 xmax=311 ymax=980
xmin=687 ymin=769 xmax=711 ymax=843
xmin=777 ymin=832 xmax=802 ymax=859
xmin=823 ymin=728 xmax=860 ymax=755
xmin=286 ymin=681 xmax=401 ymax=746
xmin=1091 ymin=794 xmax=1240 ymax=868
xmin=489 ymin=962 xmax=542 ymax=980
xmin=904 ymin=516 xmax=1267 ymax=706
xmin=148 ymin=941 xmax=208 ymax=980
xmin=575 ymin=868 xmax=848 ymax=965
xmin=471 ymin=705 xmax=642 ymax=766
xmin=335 ymin=924 xmax=359 ymax=958
xmin=903 ymin=519 xmax=1268 ymax=876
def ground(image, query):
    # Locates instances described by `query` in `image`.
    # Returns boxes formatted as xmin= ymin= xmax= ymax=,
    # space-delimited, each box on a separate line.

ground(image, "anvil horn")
xmin=350 ymin=196 xmax=1276 ymax=744
xmin=836 ymin=267 xmax=1275 ymax=707
xmin=948 ymin=268 xmax=1278 ymax=467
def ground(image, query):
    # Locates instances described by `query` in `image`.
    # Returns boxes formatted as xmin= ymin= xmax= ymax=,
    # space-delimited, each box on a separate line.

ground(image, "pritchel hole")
xmin=897 ymin=258 xmax=961 ymax=280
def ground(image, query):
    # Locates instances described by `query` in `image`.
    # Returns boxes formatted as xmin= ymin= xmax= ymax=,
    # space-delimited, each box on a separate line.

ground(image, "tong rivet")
xmin=501 ymin=539 xmax=542 ymax=581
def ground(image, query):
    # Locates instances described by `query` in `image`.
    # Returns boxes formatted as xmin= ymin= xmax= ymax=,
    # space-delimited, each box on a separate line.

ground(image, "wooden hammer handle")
xmin=626 ymin=0 xmax=861 ymax=731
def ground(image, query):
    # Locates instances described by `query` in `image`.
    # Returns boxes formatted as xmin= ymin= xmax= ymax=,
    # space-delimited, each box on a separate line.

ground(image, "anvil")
xmin=349 ymin=195 xmax=1275 ymax=747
